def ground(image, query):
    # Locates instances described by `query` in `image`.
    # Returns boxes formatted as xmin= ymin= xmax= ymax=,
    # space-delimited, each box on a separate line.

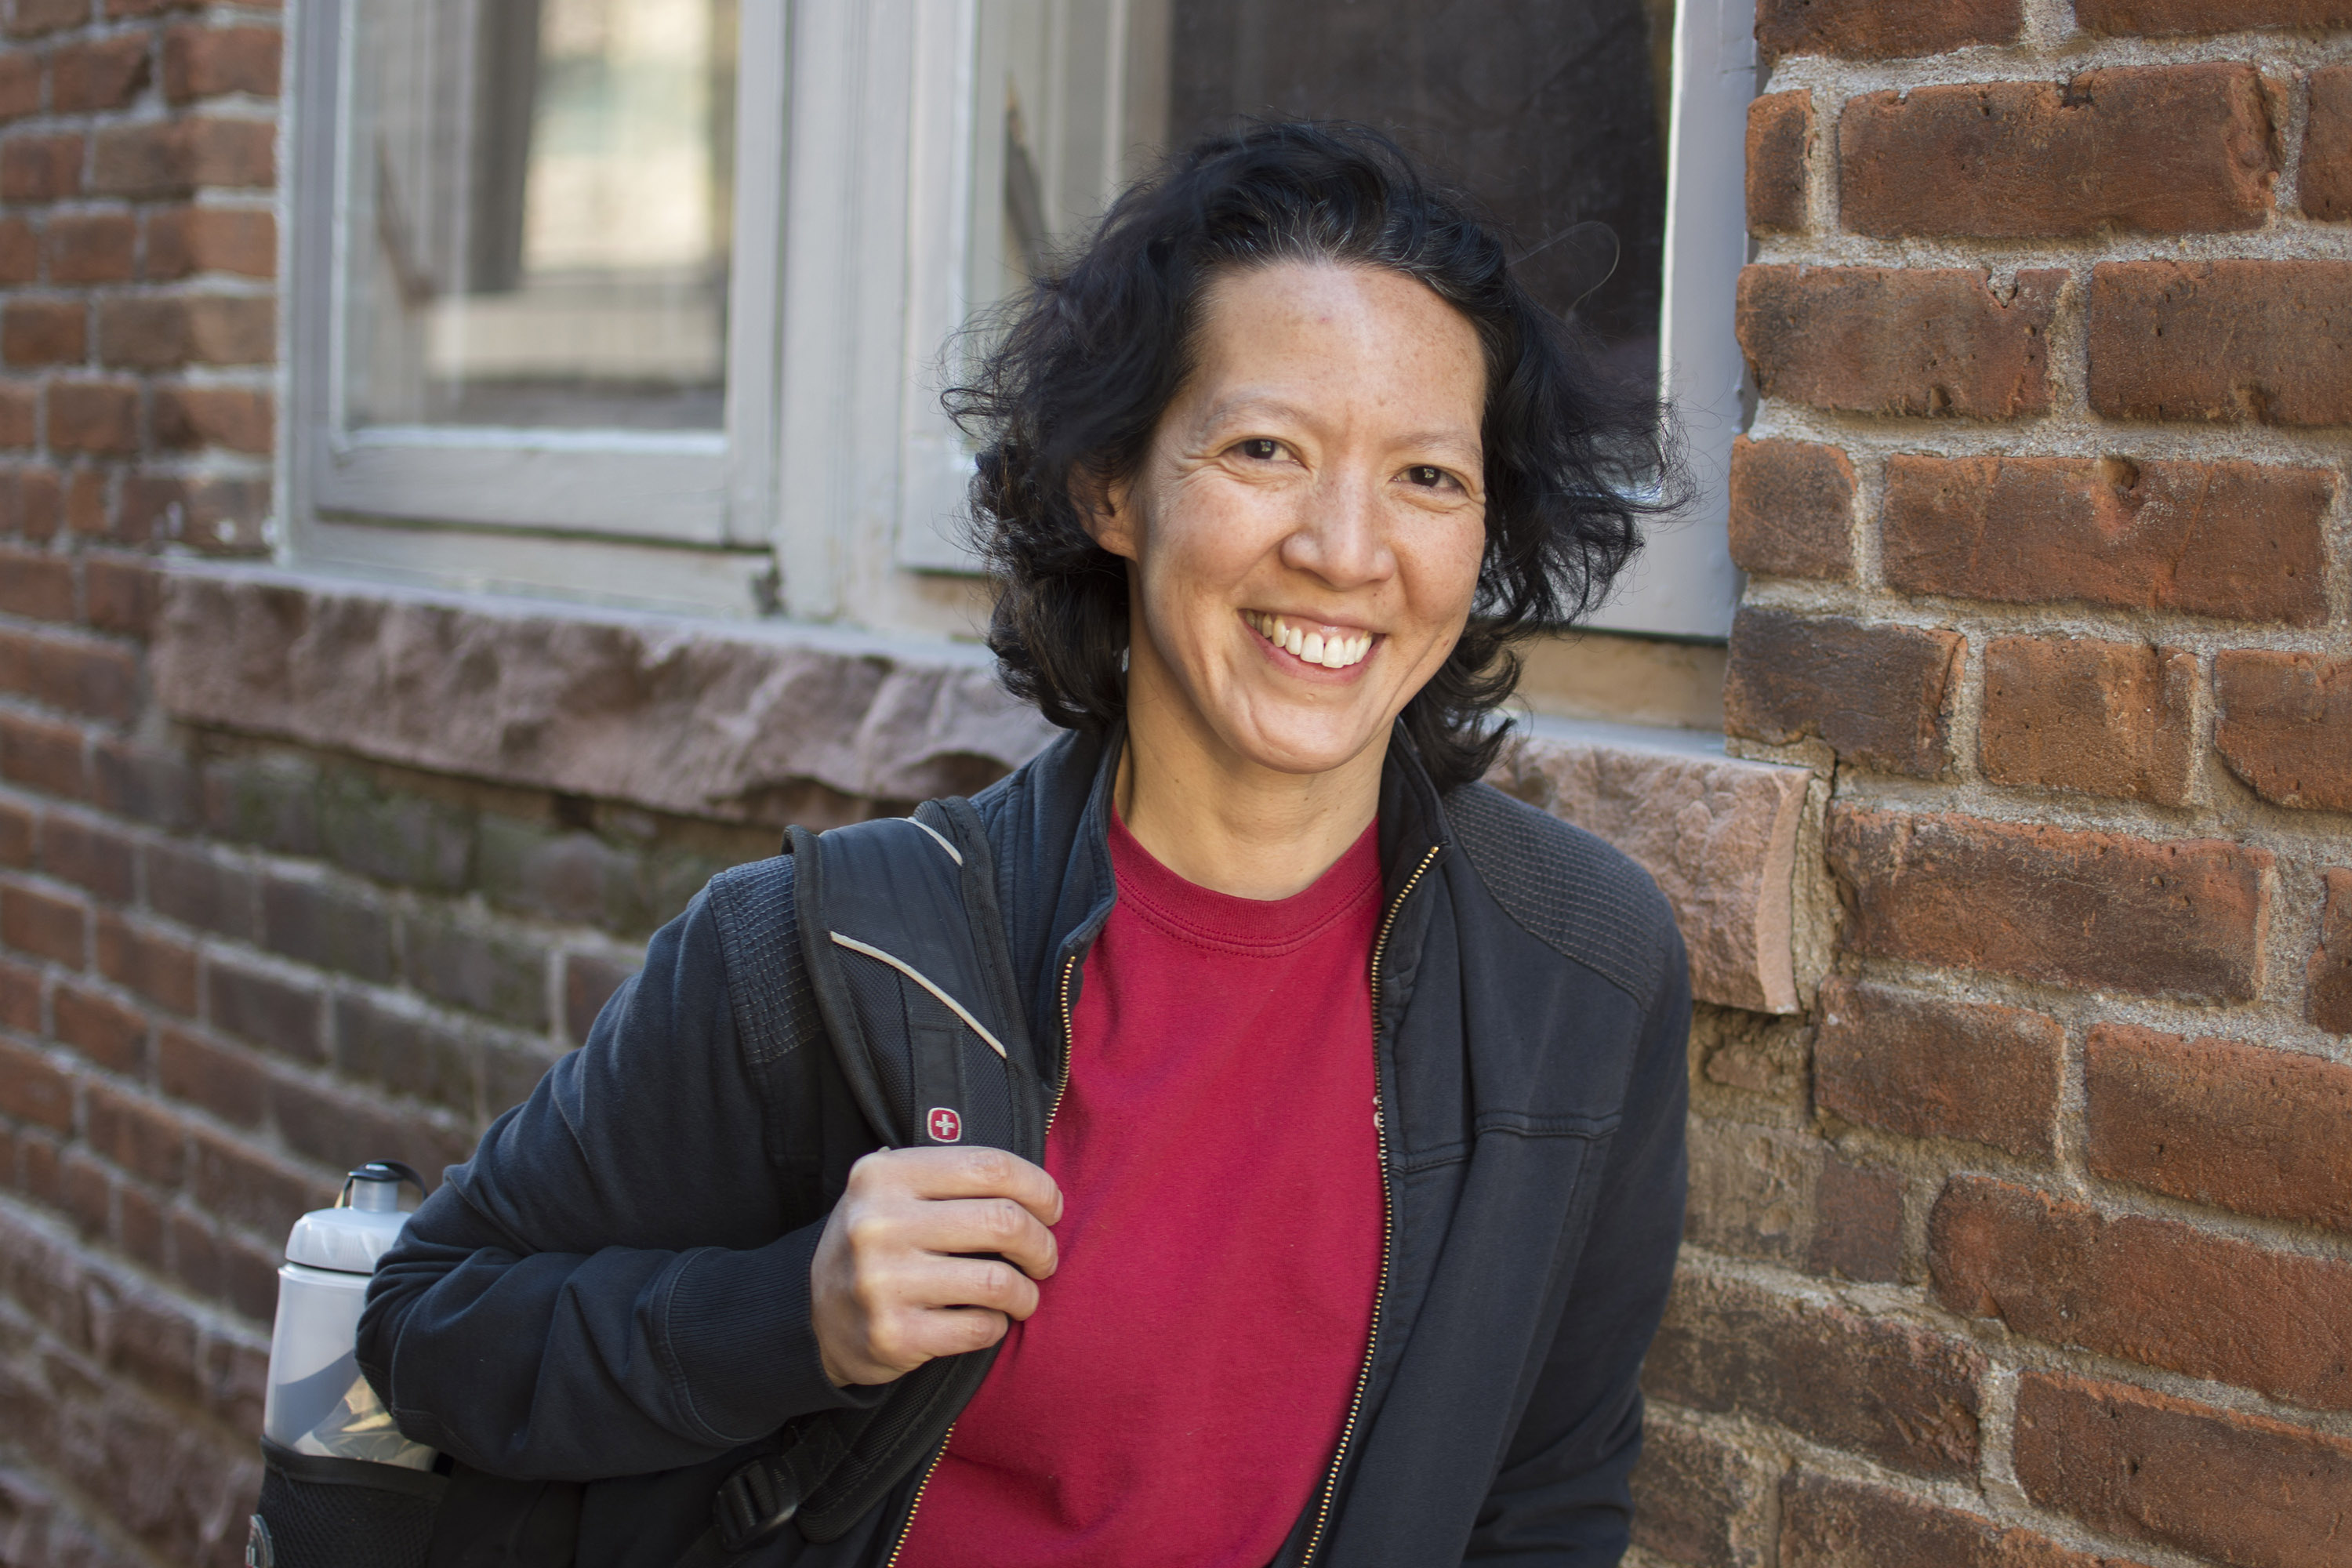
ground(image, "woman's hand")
xmin=811 ymin=1145 xmax=1064 ymax=1387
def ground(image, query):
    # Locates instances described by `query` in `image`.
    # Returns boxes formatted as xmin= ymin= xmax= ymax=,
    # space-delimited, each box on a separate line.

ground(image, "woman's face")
xmin=1094 ymin=260 xmax=1489 ymax=782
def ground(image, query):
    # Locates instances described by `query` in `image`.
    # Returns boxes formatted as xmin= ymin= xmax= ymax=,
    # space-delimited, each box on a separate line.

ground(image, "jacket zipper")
xmin=1298 ymin=842 xmax=1439 ymax=1568
xmin=883 ymin=952 xmax=1083 ymax=1566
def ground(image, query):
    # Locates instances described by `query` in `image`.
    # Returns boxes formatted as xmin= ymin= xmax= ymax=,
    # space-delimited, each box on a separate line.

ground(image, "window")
xmin=288 ymin=0 xmax=1752 ymax=636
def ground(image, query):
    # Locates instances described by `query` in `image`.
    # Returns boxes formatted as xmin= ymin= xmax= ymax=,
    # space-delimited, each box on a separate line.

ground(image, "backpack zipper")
xmin=882 ymin=951 xmax=1083 ymax=1566
xmin=1298 ymin=841 xmax=1439 ymax=1568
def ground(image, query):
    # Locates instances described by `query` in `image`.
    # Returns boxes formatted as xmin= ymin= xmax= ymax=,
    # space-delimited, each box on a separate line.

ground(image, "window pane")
xmin=1156 ymin=0 xmax=1672 ymax=391
xmin=344 ymin=0 xmax=739 ymax=432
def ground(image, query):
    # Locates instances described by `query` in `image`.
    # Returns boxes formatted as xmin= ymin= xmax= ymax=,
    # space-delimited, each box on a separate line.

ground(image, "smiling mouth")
xmin=1245 ymin=611 xmax=1376 ymax=670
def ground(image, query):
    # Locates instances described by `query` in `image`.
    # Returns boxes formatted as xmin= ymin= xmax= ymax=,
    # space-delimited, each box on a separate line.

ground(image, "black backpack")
xmin=250 ymin=800 xmax=1039 ymax=1568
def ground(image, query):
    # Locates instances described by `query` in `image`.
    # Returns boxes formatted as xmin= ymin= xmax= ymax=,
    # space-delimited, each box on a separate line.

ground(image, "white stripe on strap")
xmin=829 ymin=932 xmax=1007 ymax=1058
xmin=904 ymin=815 xmax=964 ymax=865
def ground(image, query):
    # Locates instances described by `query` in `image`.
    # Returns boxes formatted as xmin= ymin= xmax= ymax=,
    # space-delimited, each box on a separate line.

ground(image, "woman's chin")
xmin=1215 ymin=709 xmax=1393 ymax=780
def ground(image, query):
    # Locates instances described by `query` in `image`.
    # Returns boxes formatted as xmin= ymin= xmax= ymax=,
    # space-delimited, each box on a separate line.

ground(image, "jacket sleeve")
xmin=1465 ymin=924 xmax=1693 ymax=1562
xmin=357 ymin=879 xmax=876 ymax=1482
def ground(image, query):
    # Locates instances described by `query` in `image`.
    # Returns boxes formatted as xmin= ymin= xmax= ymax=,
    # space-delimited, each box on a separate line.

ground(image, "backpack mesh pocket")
xmin=251 ymin=1441 xmax=445 ymax=1568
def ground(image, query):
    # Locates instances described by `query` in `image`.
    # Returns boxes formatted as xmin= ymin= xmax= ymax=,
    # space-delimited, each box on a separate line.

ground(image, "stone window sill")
xmin=155 ymin=561 xmax=1812 ymax=1013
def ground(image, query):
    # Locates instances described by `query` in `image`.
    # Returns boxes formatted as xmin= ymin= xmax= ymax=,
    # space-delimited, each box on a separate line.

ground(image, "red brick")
xmin=162 ymin=24 xmax=278 ymax=103
xmin=155 ymin=1024 xmax=262 ymax=1127
xmin=8 ymin=0 xmax=92 ymax=38
xmin=0 ymin=383 xmax=34 ymax=449
xmin=1747 ymin=91 xmax=1810 ymax=233
xmin=1726 ymin=437 xmax=1850 ymax=581
xmin=1642 ymin=1271 xmax=1983 ymax=1477
xmin=57 ymin=1144 xmax=109 ymax=1234
xmin=2016 ymin=1373 xmax=2352 ymax=1568
xmin=1882 ymin=456 xmax=2330 ymax=626
xmin=0 ymin=710 xmax=86 ymax=795
xmin=189 ymin=1127 xmax=324 ymax=1238
xmin=38 ymin=811 xmax=132 ymax=898
xmin=14 ymin=1121 xmax=60 ymax=1200
xmin=0 ymin=954 xmax=37 ymax=1031
xmin=44 ymin=379 xmax=135 ymax=454
xmin=2212 ymin=650 xmax=2352 ymax=812
xmin=88 ymin=739 xmax=193 ymax=829
xmin=2089 ymin=260 xmax=2352 ymax=426
xmin=1812 ymin=1154 xmax=1904 ymax=1283
xmin=142 ymin=837 xmax=249 ymax=938
xmin=89 ymin=116 xmax=271 ymax=197
xmin=1780 ymin=1471 xmax=2151 ymax=1568
xmin=62 ymin=466 xmax=102 ymax=535
xmin=114 ymin=470 xmax=267 ymax=551
xmin=2077 ymin=0 xmax=2352 ymax=34
xmin=0 ymin=50 xmax=37 ymax=121
xmin=1722 ymin=609 xmax=1962 ymax=775
xmin=1757 ymin=0 xmax=2021 ymax=60
xmin=50 ymin=978 xmax=143 ymax=1073
xmin=151 ymin=383 xmax=268 ymax=454
xmin=2088 ymin=1023 xmax=2352 ymax=1232
xmin=0 ymin=213 xmax=35 ymax=281
xmin=0 ymin=131 xmax=82 ymax=201
xmin=0 ymin=540 xmax=72 ymax=619
xmin=1980 ymin=637 xmax=2198 ymax=806
xmin=0 ymin=627 xmax=139 ymax=722
xmin=0 ymin=297 xmax=82 ymax=365
xmin=1843 ymin=66 xmax=2277 ymax=239
xmin=1737 ymin=266 xmax=2060 ymax=419
xmin=80 ymin=552 xmax=154 ymax=637
xmin=0 ymin=1035 xmax=71 ymax=1127
xmin=2317 ymin=869 xmax=2352 ymax=1035
xmin=93 ymin=909 xmax=193 ymax=1013
xmin=204 ymin=956 xmax=320 ymax=1062
xmin=1935 ymin=1174 xmax=2352 ymax=1411
xmin=0 ymin=796 xmax=25 ymax=866
xmin=45 ymin=210 xmax=134 ymax=284
xmin=2307 ymin=66 xmax=2352 ymax=221
xmin=0 ymin=877 xmax=82 ymax=964
xmin=1828 ymin=808 xmax=2270 ymax=1000
xmin=115 ymin=1171 xmax=162 ymax=1263
xmin=1816 ymin=981 xmax=2061 ymax=1159
xmin=96 ymin=292 xmax=272 ymax=368
xmin=84 ymin=1082 xmax=185 ymax=1188
xmin=142 ymin=203 xmax=272 ymax=279
xmin=1629 ymin=1416 xmax=1776 ymax=1568
xmin=50 ymin=32 xmax=150 ymax=112
xmin=270 ymin=1068 xmax=470 ymax=1180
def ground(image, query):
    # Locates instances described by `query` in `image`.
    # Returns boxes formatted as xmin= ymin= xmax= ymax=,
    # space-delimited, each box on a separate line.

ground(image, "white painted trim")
xmin=1587 ymin=0 xmax=1755 ymax=641
xmin=288 ymin=0 xmax=793 ymax=561
xmin=296 ymin=516 xmax=775 ymax=619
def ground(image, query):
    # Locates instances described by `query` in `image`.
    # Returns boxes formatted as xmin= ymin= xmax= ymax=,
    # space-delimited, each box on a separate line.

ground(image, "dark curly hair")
xmin=947 ymin=121 xmax=1682 ymax=792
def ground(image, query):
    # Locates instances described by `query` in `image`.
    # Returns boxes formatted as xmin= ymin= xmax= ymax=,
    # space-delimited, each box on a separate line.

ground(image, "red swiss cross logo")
xmin=927 ymin=1107 xmax=962 ymax=1143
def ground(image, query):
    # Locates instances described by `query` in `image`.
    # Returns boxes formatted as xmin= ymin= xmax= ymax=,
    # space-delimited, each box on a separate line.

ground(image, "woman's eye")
xmin=1236 ymin=438 xmax=1283 ymax=461
xmin=1403 ymin=465 xmax=1454 ymax=489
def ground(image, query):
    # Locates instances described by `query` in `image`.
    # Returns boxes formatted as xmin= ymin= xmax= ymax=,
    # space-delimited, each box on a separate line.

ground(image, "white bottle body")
xmin=261 ymin=1177 xmax=435 ymax=1470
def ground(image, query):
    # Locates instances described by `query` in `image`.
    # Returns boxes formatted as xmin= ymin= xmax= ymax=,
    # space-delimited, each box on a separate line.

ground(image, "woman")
xmin=362 ymin=123 xmax=1689 ymax=1567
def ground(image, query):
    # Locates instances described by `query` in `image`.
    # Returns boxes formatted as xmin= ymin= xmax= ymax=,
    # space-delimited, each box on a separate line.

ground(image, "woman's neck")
xmin=1113 ymin=699 xmax=1385 ymax=902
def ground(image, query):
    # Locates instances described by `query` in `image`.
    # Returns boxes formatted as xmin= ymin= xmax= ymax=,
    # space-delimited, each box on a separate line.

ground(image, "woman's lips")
xmin=1245 ymin=611 xmax=1376 ymax=670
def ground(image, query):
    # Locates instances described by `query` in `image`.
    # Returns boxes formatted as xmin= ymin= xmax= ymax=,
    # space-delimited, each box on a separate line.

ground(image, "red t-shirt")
xmin=892 ymin=813 xmax=1388 ymax=1568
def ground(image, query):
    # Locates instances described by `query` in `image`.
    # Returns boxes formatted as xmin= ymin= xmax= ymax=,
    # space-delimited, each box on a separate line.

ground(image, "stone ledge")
xmin=156 ymin=564 xmax=1809 ymax=1012
xmin=1494 ymin=718 xmax=1813 ymax=1014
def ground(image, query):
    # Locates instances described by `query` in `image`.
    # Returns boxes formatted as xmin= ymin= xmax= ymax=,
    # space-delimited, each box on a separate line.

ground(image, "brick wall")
xmin=1649 ymin=2 xmax=2352 ymax=1566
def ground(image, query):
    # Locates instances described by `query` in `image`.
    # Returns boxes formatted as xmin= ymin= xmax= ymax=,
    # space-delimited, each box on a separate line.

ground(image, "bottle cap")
xmin=282 ymin=1163 xmax=421 ymax=1274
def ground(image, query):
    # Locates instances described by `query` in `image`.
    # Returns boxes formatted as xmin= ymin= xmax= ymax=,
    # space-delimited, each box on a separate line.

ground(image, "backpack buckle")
xmin=712 ymin=1456 xmax=799 ymax=1555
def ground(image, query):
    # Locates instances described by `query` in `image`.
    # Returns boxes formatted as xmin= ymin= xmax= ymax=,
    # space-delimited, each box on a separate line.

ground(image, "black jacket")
xmin=360 ymin=726 xmax=1691 ymax=1566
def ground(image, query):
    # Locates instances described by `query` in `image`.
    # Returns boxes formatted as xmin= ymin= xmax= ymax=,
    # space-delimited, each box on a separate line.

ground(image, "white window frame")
xmin=283 ymin=1 xmax=789 ymax=612
xmin=282 ymin=0 xmax=1750 ymax=638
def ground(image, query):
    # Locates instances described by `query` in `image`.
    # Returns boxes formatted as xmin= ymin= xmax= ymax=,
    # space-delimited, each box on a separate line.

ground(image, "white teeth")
xmin=1250 ymin=613 xmax=1374 ymax=669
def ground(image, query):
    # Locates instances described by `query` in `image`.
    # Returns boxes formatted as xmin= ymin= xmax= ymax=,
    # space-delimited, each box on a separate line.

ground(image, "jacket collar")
xmin=977 ymin=717 xmax=1455 ymax=1047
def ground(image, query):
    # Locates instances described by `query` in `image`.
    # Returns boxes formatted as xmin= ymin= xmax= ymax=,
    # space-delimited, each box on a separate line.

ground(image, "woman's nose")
xmin=1280 ymin=471 xmax=1394 ymax=588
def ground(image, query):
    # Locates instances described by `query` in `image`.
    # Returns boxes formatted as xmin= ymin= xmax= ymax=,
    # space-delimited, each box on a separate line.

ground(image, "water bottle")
xmin=249 ymin=1163 xmax=445 ymax=1568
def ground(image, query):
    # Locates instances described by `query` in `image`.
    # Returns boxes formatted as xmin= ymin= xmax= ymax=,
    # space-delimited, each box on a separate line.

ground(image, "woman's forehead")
xmin=1185 ymin=261 xmax=1486 ymax=426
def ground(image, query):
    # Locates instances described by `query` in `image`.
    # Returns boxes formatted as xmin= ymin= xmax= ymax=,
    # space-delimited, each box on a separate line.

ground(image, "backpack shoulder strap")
xmin=692 ymin=800 xmax=1045 ymax=1559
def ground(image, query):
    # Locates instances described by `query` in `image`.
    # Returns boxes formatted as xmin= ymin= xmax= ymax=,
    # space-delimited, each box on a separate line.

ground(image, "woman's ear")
xmin=1079 ymin=469 xmax=1140 ymax=560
